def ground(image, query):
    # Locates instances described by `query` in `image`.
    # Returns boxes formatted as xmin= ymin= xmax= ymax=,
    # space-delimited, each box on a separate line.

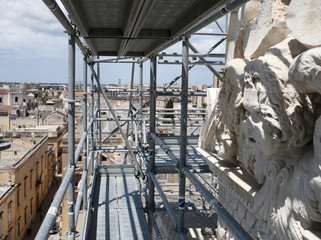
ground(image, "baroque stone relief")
xmin=199 ymin=0 xmax=321 ymax=239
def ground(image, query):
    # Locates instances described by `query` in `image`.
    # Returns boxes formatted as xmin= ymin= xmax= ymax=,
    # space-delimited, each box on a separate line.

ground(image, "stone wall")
xmin=199 ymin=0 xmax=321 ymax=239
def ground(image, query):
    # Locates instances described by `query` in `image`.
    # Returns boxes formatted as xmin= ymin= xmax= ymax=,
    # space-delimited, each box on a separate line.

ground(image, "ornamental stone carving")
xmin=199 ymin=0 xmax=321 ymax=239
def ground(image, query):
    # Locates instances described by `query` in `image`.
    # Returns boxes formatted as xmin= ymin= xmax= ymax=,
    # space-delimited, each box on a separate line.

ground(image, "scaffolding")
xmin=36 ymin=0 xmax=252 ymax=239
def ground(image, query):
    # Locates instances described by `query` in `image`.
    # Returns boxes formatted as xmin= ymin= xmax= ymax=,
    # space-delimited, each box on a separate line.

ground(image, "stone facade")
xmin=0 ymin=137 xmax=56 ymax=240
xmin=0 ymin=89 xmax=9 ymax=106
xmin=199 ymin=0 xmax=321 ymax=239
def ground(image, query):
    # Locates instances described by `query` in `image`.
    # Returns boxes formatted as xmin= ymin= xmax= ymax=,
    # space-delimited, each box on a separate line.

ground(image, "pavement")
xmin=25 ymin=179 xmax=61 ymax=240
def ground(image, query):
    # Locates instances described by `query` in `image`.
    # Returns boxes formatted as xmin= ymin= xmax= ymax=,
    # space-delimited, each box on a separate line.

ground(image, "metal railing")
xmin=35 ymin=0 xmax=253 ymax=239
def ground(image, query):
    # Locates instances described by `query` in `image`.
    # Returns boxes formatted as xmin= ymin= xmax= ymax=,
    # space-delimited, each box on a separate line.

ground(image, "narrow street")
xmin=25 ymin=179 xmax=61 ymax=240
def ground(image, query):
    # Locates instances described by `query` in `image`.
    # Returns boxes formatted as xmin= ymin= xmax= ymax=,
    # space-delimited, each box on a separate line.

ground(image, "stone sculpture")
xmin=199 ymin=0 xmax=321 ymax=239
xmin=286 ymin=0 xmax=321 ymax=48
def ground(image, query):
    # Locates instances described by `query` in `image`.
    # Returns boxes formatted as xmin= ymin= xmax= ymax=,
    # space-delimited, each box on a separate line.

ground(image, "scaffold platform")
xmin=88 ymin=166 xmax=151 ymax=240
xmin=34 ymin=0 xmax=254 ymax=239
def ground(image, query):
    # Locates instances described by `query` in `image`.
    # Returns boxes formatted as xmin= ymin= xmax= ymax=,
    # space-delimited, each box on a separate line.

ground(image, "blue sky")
xmin=0 ymin=0 xmax=227 ymax=86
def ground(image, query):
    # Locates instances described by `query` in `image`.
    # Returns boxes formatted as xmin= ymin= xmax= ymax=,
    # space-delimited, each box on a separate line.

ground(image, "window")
xmin=36 ymin=162 xmax=39 ymax=179
xmin=8 ymin=203 xmax=11 ymax=225
xmin=24 ymin=207 xmax=27 ymax=225
xmin=24 ymin=177 xmax=27 ymax=197
xmin=17 ymin=187 xmax=20 ymax=207
xmin=14 ymin=151 xmax=17 ymax=156
xmin=41 ymin=155 xmax=44 ymax=172
xmin=18 ymin=221 xmax=20 ymax=236
xmin=30 ymin=199 xmax=33 ymax=215
xmin=0 ymin=97 xmax=2 ymax=103
xmin=15 ymin=96 xmax=18 ymax=103
xmin=30 ymin=170 xmax=33 ymax=189
xmin=0 ymin=212 xmax=2 ymax=236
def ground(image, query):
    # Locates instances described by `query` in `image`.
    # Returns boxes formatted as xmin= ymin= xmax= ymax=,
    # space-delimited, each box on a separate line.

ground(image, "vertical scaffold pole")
xmin=127 ymin=63 xmax=135 ymax=163
xmin=67 ymin=33 xmax=76 ymax=240
xmin=148 ymin=56 xmax=157 ymax=232
xmin=94 ymin=68 xmax=101 ymax=164
xmin=139 ymin=62 xmax=143 ymax=145
xmin=82 ymin=55 xmax=88 ymax=211
xmin=97 ymin=59 xmax=102 ymax=154
xmin=178 ymin=35 xmax=189 ymax=234
xmin=90 ymin=73 xmax=95 ymax=174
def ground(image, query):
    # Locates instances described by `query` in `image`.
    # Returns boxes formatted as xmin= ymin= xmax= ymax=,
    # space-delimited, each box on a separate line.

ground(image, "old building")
xmin=0 ymin=186 xmax=15 ymax=240
xmin=0 ymin=90 xmax=9 ymax=106
xmin=0 ymin=136 xmax=56 ymax=240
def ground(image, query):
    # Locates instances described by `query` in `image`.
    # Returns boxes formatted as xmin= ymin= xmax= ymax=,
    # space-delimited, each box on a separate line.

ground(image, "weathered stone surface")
xmin=289 ymin=47 xmax=321 ymax=94
xmin=200 ymin=1 xmax=321 ymax=239
xmin=198 ymin=88 xmax=220 ymax=151
xmin=286 ymin=0 xmax=321 ymax=48
xmin=237 ymin=202 xmax=247 ymax=219
xmin=226 ymin=10 xmax=244 ymax=62
xmin=199 ymin=58 xmax=248 ymax=158
xmin=239 ymin=0 xmax=262 ymax=26
xmin=245 ymin=210 xmax=256 ymax=228
xmin=226 ymin=0 xmax=261 ymax=62
xmin=243 ymin=0 xmax=291 ymax=59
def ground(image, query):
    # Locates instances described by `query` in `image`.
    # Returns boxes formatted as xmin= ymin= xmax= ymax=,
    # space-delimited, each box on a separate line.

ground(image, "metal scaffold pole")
xmin=67 ymin=33 xmax=76 ymax=240
xmin=148 ymin=55 xmax=157 ymax=232
xmin=178 ymin=34 xmax=189 ymax=235
xmin=97 ymin=59 xmax=102 ymax=157
xmin=82 ymin=55 xmax=88 ymax=212
xmin=139 ymin=62 xmax=144 ymax=145
xmin=88 ymin=64 xmax=144 ymax=176
xmin=95 ymin=85 xmax=100 ymax=163
xmin=127 ymin=63 xmax=135 ymax=163
xmin=90 ymin=73 xmax=95 ymax=174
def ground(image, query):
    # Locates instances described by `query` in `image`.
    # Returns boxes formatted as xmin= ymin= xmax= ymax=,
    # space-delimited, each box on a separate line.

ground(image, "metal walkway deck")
xmin=88 ymin=166 xmax=151 ymax=240
xmin=154 ymin=136 xmax=211 ymax=174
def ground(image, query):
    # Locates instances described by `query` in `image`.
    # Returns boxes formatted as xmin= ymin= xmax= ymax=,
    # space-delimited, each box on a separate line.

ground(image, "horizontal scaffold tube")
xmin=79 ymin=152 xmax=98 ymax=240
xmin=35 ymin=167 xmax=74 ymax=240
xmin=149 ymin=172 xmax=177 ymax=226
xmin=149 ymin=133 xmax=252 ymax=240
xmin=149 ymin=172 xmax=187 ymax=240
xmin=95 ymin=117 xmax=132 ymax=121
xmin=185 ymin=0 xmax=250 ymax=36
xmin=155 ymin=117 xmax=204 ymax=121
xmin=74 ymin=149 xmax=94 ymax=225
xmin=147 ymin=123 xmax=203 ymax=127
xmin=42 ymin=0 xmax=87 ymax=55
xmin=150 ymin=133 xmax=178 ymax=166
xmin=142 ymin=112 xmax=205 ymax=116
xmin=36 ymin=116 xmax=93 ymax=238
xmin=156 ymin=90 xmax=206 ymax=96
xmin=158 ymin=53 xmax=225 ymax=58
xmin=158 ymin=60 xmax=224 ymax=65
xmin=182 ymin=168 xmax=252 ymax=240
xmin=89 ymin=64 xmax=144 ymax=177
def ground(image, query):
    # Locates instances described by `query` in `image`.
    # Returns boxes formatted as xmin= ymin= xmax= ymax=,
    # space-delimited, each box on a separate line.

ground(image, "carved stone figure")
xmin=198 ymin=88 xmax=220 ymax=151
xmin=242 ymin=47 xmax=321 ymax=239
xmin=199 ymin=2 xmax=321 ymax=237
xmin=199 ymin=58 xmax=247 ymax=158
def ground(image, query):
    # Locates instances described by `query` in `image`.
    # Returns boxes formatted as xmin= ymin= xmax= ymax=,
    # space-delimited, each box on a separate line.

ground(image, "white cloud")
xmin=0 ymin=0 xmax=67 ymax=60
xmin=160 ymin=22 xmax=227 ymax=55
xmin=191 ymin=37 xmax=226 ymax=54
xmin=0 ymin=1 xmax=227 ymax=85
xmin=200 ymin=16 xmax=229 ymax=34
